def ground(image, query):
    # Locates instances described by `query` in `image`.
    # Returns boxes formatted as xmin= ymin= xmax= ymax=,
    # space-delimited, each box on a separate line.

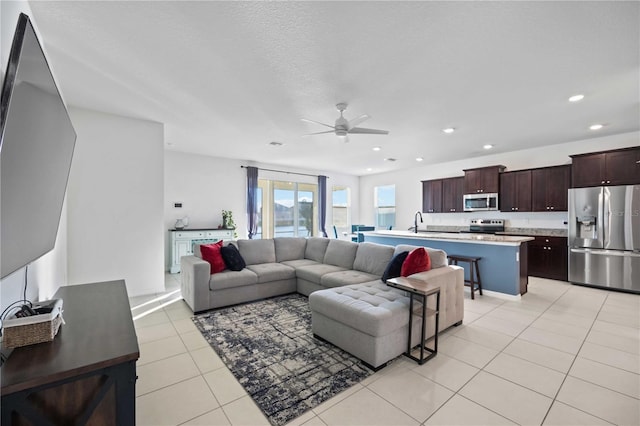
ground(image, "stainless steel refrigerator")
xmin=568 ymin=185 xmax=640 ymax=293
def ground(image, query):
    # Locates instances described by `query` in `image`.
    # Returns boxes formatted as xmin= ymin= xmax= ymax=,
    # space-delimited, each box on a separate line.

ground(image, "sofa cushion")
xmin=221 ymin=244 xmax=246 ymax=271
xmin=295 ymin=263 xmax=347 ymax=285
xmin=246 ymin=263 xmax=296 ymax=284
xmin=274 ymin=237 xmax=307 ymax=262
xmin=321 ymin=270 xmax=381 ymax=288
xmin=382 ymin=251 xmax=409 ymax=283
xmin=305 ymin=237 xmax=330 ymax=262
xmin=401 ymin=247 xmax=431 ymax=276
xmin=200 ymin=241 xmax=226 ymax=273
xmin=280 ymin=259 xmax=320 ymax=268
xmin=352 ymin=242 xmax=395 ymax=276
xmin=323 ymin=240 xmax=358 ymax=269
xmin=195 ymin=240 xmax=233 ymax=258
xmin=309 ymin=281 xmax=410 ymax=337
xmin=209 ymin=268 xmax=258 ymax=291
xmin=394 ymin=244 xmax=447 ymax=269
xmin=237 ymin=239 xmax=276 ymax=265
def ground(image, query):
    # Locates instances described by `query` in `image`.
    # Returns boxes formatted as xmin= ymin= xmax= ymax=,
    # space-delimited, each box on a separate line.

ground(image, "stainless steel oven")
xmin=463 ymin=193 xmax=499 ymax=212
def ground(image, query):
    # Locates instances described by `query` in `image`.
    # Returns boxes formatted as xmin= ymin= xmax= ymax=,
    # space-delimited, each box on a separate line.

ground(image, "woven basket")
xmin=3 ymin=315 xmax=63 ymax=348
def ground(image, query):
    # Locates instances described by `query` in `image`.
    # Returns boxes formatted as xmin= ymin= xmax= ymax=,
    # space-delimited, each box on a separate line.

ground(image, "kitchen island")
xmin=363 ymin=230 xmax=534 ymax=297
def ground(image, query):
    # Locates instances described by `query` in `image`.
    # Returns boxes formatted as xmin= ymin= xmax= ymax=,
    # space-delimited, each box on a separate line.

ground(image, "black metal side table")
xmin=386 ymin=276 xmax=440 ymax=365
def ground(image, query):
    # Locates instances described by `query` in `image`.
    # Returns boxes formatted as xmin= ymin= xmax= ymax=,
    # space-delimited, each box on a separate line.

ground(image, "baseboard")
xmin=479 ymin=289 xmax=521 ymax=301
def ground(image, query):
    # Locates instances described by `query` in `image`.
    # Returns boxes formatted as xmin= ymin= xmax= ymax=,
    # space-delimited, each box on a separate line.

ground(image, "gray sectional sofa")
xmin=180 ymin=237 xmax=464 ymax=368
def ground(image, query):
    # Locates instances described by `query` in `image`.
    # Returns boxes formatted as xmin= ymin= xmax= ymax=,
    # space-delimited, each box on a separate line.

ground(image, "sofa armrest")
xmin=181 ymin=255 xmax=211 ymax=313
xmin=408 ymin=265 xmax=465 ymax=330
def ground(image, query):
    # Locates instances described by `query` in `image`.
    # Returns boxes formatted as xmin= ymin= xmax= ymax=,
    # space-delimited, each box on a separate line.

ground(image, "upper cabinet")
xmin=570 ymin=147 xmax=640 ymax=187
xmin=531 ymin=165 xmax=571 ymax=211
xmin=422 ymin=179 xmax=443 ymax=213
xmin=442 ymin=177 xmax=465 ymax=212
xmin=500 ymin=170 xmax=532 ymax=212
xmin=463 ymin=165 xmax=505 ymax=194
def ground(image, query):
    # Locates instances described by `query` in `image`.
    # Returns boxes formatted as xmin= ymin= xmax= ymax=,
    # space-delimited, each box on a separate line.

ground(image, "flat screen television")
xmin=1 ymin=13 xmax=77 ymax=279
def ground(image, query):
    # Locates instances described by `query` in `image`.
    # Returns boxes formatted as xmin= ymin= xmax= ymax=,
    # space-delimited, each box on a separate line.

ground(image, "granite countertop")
xmin=366 ymin=230 xmax=534 ymax=246
xmin=421 ymin=226 xmax=567 ymax=237
xmin=499 ymin=228 xmax=568 ymax=237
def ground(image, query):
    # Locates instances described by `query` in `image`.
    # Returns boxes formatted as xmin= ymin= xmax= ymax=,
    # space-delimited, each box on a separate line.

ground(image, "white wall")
xmin=0 ymin=1 xmax=68 ymax=314
xmin=359 ymin=131 xmax=640 ymax=231
xmin=66 ymin=108 xmax=165 ymax=297
xmin=164 ymin=151 xmax=359 ymax=270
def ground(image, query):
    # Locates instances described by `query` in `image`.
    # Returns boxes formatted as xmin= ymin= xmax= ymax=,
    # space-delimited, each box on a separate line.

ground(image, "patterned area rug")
xmin=192 ymin=294 xmax=373 ymax=426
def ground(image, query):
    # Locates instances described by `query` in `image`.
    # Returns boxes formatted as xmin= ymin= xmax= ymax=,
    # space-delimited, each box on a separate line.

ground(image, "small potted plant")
xmin=222 ymin=210 xmax=237 ymax=238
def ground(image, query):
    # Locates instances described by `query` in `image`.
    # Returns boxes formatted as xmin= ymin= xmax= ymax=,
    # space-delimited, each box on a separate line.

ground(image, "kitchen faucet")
xmin=414 ymin=210 xmax=423 ymax=233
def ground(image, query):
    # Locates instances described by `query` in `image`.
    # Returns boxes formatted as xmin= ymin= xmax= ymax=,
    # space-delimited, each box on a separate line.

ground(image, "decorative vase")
xmin=175 ymin=216 xmax=189 ymax=230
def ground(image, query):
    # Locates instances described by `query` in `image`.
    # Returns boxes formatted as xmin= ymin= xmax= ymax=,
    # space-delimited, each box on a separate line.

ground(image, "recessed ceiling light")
xmin=442 ymin=127 xmax=455 ymax=134
xmin=366 ymin=168 xmax=373 ymax=172
xmin=568 ymin=94 xmax=585 ymax=102
xmin=483 ymin=144 xmax=493 ymax=150
xmin=268 ymin=141 xmax=284 ymax=146
xmin=589 ymin=124 xmax=603 ymax=130
xmin=416 ymin=157 xmax=424 ymax=162
xmin=372 ymin=146 xmax=381 ymax=151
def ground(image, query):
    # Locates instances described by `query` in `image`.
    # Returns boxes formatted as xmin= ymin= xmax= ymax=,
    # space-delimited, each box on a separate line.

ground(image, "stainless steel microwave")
xmin=463 ymin=193 xmax=499 ymax=211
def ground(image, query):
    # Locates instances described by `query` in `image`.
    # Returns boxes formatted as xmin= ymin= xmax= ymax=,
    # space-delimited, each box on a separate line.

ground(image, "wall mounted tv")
xmin=1 ymin=13 xmax=77 ymax=279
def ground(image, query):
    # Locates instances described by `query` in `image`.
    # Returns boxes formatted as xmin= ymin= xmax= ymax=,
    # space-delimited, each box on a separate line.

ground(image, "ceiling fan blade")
xmin=347 ymin=114 xmax=370 ymax=130
xmin=301 ymin=118 xmax=335 ymax=129
xmin=348 ymin=127 xmax=389 ymax=135
xmin=303 ymin=130 xmax=335 ymax=136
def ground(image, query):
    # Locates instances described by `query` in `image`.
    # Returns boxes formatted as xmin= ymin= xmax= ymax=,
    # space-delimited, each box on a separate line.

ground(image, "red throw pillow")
xmin=400 ymin=247 xmax=431 ymax=277
xmin=200 ymin=240 xmax=226 ymax=274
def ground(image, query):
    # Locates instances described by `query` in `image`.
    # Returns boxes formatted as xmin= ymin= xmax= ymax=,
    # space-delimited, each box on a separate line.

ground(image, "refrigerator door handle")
xmin=600 ymin=187 xmax=607 ymax=247
xmin=570 ymin=247 xmax=640 ymax=257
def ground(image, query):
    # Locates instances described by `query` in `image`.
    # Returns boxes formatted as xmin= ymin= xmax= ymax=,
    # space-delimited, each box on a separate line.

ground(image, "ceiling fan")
xmin=301 ymin=103 xmax=389 ymax=142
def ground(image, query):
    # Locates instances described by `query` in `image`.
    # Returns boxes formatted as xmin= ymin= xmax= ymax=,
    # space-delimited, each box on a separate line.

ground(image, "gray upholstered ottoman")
xmin=309 ymin=280 xmax=419 ymax=369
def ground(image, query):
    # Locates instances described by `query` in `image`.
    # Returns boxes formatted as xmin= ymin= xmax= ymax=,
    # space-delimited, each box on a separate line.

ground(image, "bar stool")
xmin=447 ymin=255 xmax=483 ymax=299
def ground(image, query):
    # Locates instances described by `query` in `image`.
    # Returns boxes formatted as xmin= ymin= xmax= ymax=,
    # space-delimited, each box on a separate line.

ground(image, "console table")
xmin=169 ymin=228 xmax=234 ymax=273
xmin=386 ymin=276 xmax=440 ymax=365
xmin=1 ymin=280 xmax=139 ymax=425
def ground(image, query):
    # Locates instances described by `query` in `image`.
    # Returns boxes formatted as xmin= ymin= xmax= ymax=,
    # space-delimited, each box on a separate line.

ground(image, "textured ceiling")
xmin=26 ymin=1 xmax=640 ymax=176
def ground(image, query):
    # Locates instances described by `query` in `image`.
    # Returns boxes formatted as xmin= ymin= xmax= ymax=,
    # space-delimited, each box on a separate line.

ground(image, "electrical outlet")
xmin=174 ymin=202 xmax=182 ymax=208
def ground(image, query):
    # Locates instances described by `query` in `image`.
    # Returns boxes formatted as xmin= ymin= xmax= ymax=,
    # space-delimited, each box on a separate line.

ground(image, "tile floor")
xmin=132 ymin=275 xmax=639 ymax=425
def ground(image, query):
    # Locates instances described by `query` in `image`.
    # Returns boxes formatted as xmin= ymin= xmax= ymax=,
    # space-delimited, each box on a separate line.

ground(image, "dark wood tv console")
xmin=1 ymin=280 xmax=139 ymax=425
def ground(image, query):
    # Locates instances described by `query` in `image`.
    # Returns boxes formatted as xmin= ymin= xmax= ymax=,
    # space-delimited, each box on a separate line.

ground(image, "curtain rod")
xmin=240 ymin=165 xmax=327 ymax=179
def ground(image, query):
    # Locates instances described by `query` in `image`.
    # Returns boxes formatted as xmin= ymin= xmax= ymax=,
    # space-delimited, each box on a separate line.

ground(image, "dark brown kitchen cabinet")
xmin=570 ymin=147 xmax=640 ymax=187
xmin=442 ymin=177 xmax=464 ymax=212
xmin=463 ymin=165 xmax=505 ymax=194
xmin=528 ymin=236 xmax=568 ymax=281
xmin=531 ymin=165 xmax=571 ymax=212
xmin=422 ymin=179 xmax=443 ymax=213
xmin=500 ymin=170 xmax=532 ymax=212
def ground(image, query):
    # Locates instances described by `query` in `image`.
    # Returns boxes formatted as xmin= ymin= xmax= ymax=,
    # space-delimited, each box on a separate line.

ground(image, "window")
xmin=332 ymin=186 xmax=350 ymax=236
xmin=257 ymin=179 xmax=317 ymax=239
xmin=375 ymin=185 xmax=395 ymax=228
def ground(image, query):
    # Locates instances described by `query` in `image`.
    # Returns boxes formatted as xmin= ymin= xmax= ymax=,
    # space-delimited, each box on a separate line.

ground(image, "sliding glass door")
xmin=257 ymin=179 xmax=317 ymax=239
